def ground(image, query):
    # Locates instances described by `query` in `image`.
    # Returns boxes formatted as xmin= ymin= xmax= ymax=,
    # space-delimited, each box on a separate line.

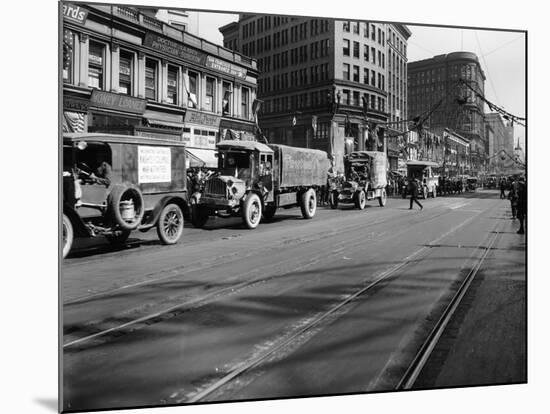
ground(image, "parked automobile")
xmin=62 ymin=133 xmax=189 ymax=258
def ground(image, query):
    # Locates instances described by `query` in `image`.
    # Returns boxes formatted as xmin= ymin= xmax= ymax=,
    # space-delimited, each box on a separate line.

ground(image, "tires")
xmin=62 ymin=213 xmax=73 ymax=259
xmin=378 ymin=188 xmax=387 ymax=207
xmin=108 ymin=184 xmax=145 ymax=231
xmin=329 ymin=191 xmax=339 ymax=209
xmin=242 ymin=193 xmax=262 ymax=229
xmin=156 ymin=203 xmax=184 ymax=245
xmin=105 ymin=230 xmax=131 ymax=245
xmin=262 ymin=205 xmax=277 ymax=221
xmin=355 ymin=190 xmax=366 ymax=210
xmin=300 ymin=189 xmax=317 ymax=219
xmin=191 ymin=205 xmax=209 ymax=228
xmin=432 ymin=186 xmax=437 ymax=198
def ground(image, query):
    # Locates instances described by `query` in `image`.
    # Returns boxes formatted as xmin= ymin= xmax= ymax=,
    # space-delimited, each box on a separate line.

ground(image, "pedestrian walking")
xmin=499 ymin=178 xmax=506 ymax=199
xmin=508 ymin=178 xmax=519 ymax=219
xmin=516 ymin=176 xmax=527 ymax=234
xmin=408 ymin=177 xmax=423 ymax=210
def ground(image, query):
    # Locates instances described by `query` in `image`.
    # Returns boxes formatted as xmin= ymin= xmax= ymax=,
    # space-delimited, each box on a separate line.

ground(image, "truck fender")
xmin=145 ymin=195 xmax=189 ymax=227
xmin=63 ymin=203 xmax=92 ymax=238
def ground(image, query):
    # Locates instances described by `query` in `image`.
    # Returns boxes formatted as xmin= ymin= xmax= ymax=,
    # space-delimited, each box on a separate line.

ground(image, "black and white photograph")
xmin=7 ymin=0 xmax=546 ymax=413
xmin=57 ymin=0 xmax=532 ymax=412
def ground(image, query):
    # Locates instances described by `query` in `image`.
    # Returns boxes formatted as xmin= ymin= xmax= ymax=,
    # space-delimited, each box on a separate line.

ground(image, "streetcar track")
xmin=177 ymin=207 xmax=493 ymax=403
xmin=63 ymin=206 xmax=467 ymax=348
xmin=63 ymin=204 xmax=451 ymax=305
xmin=395 ymin=219 xmax=502 ymax=390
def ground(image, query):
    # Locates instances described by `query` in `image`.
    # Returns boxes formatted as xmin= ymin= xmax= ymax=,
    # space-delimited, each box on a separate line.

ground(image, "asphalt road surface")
xmin=61 ymin=189 xmax=526 ymax=412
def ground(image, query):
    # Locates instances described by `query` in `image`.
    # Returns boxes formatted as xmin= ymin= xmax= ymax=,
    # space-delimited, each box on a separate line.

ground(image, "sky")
xmin=184 ymin=10 xmax=526 ymax=150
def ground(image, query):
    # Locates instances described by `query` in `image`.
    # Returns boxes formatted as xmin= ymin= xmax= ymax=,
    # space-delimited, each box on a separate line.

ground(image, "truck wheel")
xmin=423 ymin=187 xmax=428 ymax=199
xmin=301 ymin=189 xmax=317 ymax=219
xmin=242 ymin=193 xmax=262 ymax=229
xmin=191 ymin=205 xmax=209 ymax=228
xmin=62 ymin=213 xmax=73 ymax=259
xmin=156 ymin=203 xmax=184 ymax=244
xmin=355 ymin=190 xmax=367 ymax=210
xmin=108 ymin=184 xmax=145 ymax=231
xmin=378 ymin=188 xmax=387 ymax=207
xmin=262 ymin=205 xmax=277 ymax=222
xmin=432 ymin=186 xmax=437 ymax=198
xmin=329 ymin=191 xmax=339 ymax=209
xmin=105 ymin=230 xmax=131 ymax=245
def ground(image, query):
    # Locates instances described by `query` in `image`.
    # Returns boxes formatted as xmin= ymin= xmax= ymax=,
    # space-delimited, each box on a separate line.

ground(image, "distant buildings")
xmin=485 ymin=113 xmax=516 ymax=173
xmin=408 ymin=52 xmax=486 ymax=173
xmin=220 ymin=15 xmax=410 ymax=172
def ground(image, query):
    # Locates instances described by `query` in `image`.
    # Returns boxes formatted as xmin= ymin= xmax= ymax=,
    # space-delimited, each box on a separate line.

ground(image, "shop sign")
xmin=63 ymin=95 xmax=89 ymax=112
xmin=184 ymin=110 xmax=221 ymax=128
xmin=205 ymin=56 xmax=247 ymax=79
xmin=90 ymin=90 xmax=147 ymax=114
xmin=62 ymin=3 xmax=88 ymax=24
xmin=138 ymin=146 xmax=171 ymax=183
xmin=144 ymin=33 xmax=207 ymax=66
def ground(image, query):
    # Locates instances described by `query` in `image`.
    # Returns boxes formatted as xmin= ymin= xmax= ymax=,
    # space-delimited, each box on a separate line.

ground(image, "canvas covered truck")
xmin=329 ymin=151 xmax=388 ymax=209
xmin=402 ymin=160 xmax=439 ymax=199
xmin=193 ymin=140 xmax=330 ymax=229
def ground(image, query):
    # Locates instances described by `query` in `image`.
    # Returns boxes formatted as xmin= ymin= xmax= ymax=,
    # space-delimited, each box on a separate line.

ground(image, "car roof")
xmin=217 ymin=140 xmax=273 ymax=153
xmin=63 ymin=133 xmax=188 ymax=147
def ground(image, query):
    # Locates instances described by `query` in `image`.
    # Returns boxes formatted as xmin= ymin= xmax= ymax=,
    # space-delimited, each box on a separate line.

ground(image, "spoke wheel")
xmin=242 ymin=193 xmax=262 ymax=229
xmin=62 ymin=213 xmax=73 ymax=259
xmin=378 ymin=188 xmax=387 ymax=207
xmin=157 ymin=203 xmax=184 ymax=245
xmin=355 ymin=190 xmax=366 ymax=210
xmin=300 ymin=189 xmax=317 ymax=219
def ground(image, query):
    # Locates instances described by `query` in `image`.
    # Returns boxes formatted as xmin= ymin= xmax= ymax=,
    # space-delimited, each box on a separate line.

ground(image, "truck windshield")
xmin=220 ymin=151 xmax=250 ymax=170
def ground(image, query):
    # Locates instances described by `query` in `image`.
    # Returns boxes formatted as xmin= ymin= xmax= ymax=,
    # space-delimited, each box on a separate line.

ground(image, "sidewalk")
xmin=414 ymin=211 xmax=527 ymax=388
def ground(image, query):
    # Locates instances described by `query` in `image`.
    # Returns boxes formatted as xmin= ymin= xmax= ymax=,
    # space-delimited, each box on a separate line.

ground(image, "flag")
xmin=64 ymin=112 xmax=85 ymax=132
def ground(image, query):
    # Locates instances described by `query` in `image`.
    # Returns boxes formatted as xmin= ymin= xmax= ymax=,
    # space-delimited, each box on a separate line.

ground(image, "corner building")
xmin=220 ymin=15 xmax=410 ymax=172
xmin=62 ymin=3 xmax=258 ymax=167
xmin=408 ymin=52 xmax=487 ymax=173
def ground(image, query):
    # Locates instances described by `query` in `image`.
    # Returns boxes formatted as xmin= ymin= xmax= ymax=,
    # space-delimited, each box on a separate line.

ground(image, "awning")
xmin=143 ymin=117 xmax=185 ymax=129
xmin=185 ymin=148 xmax=218 ymax=168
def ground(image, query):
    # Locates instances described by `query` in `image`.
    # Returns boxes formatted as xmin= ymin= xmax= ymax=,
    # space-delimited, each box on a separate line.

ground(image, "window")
xmin=363 ymin=68 xmax=369 ymax=84
xmin=343 ymin=63 xmax=350 ymax=81
xmin=119 ymin=50 xmax=133 ymax=95
xmin=353 ymin=65 xmax=359 ymax=82
xmin=342 ymin=89 xmax=350 ymax=105
xmin=371 ymin=70 xmax=376 ymax=86
xmin=353 ymin=91 xmax=360 ymax=106
xmin=145 ymin=59 xmax=158 ymax=100
xmin=63 ymin=29 xmax=74 ymax=83
xmin=353 ymin=22 xmax=359 ymax=34
xmin=88 ymin=41 xmax=105 ymax=89
xmin=371 ymin=25 xmax=376 ymax=40
xmin=371 ymin=47 xmax=376 ymax=64
xmin=167 ymin=66 xmax=178 ymax=104
xmin=343 ymin=39 xmax=350 ymax=56
xmin=187 ymin=71 xmax=198 ymax=108
xmin=343 ymin=21 xmax=350 ymax=32
xmin=353 ymin=41 xmax=359 ymax=58
xmin=241 ymin=87 xmax=250 ymax=119
xmin=364 ymin=45 xmax=369 ymax=61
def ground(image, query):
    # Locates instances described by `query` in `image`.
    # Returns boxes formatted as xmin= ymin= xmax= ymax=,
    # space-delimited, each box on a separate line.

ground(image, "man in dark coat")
xmin=409 ymin=177 xmax=423 ymax=210
xmin=516 ymin=177 xmax=527 ymax=234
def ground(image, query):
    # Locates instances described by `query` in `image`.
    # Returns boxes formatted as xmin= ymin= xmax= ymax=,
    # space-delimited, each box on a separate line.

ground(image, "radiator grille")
xmin=205 ymin=178 xmax=227 ymax=197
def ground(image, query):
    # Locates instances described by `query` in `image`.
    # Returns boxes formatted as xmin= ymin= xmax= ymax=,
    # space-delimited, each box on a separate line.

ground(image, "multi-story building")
xmin=485 ymin=112 xmax=510 ymax=173
xmin=408 ymin=52 xmax=486 ymax=173
xmin=62 ymin=2 xmax=258 ymax=167
xmin=220 ymin=15 xmax=410 ymax=172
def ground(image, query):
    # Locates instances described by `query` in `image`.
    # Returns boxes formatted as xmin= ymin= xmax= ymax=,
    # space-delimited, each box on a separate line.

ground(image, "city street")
xmin=61 ymin=189 xmax=526 ymax=412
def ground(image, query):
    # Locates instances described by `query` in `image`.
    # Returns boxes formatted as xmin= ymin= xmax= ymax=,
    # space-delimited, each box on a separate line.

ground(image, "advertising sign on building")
xmin=90 ymin=90 xmax=147 ymax=115
xmin=143 ymin=33 xmax=207 ymax=66
xmin=205 ymin=56 xmax=247 ymax=79
xmin=62 ymin=3 xmax=89 ymax=24
xmin=184 ymin=110 xmax=221 ymax=128
xmin=138 ymin=146 xmax=171 ymax=183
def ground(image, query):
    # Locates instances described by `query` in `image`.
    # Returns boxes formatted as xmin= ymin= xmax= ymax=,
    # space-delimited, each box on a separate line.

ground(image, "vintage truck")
xmin=329 ymin=151 xmax=388 ymax=209
xmin=62 ymin=133 xmax=189 ymax=258
xmin=401 ymin=160 xmax=440 ymax=199
xmin=192 ymin=140 xmax=330 ymax=229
